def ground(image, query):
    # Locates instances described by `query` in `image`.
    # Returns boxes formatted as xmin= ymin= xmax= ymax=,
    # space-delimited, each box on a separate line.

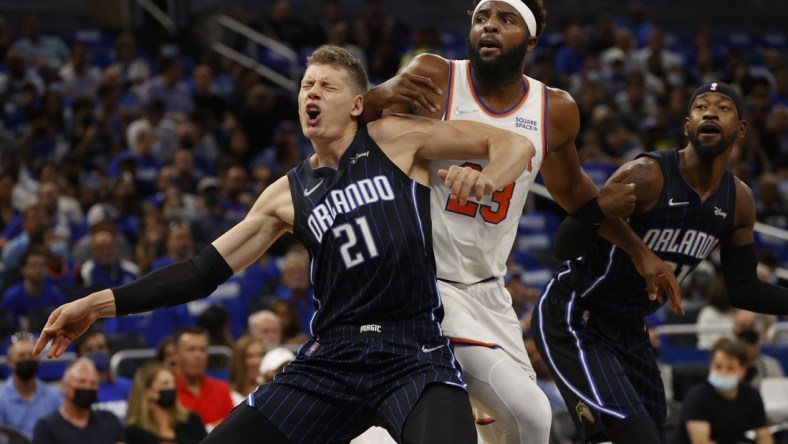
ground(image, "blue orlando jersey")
xmin=286 ymin=124 xmax=442 ymax=335
xmin=554 ymin=148 xmax=736 ymax=319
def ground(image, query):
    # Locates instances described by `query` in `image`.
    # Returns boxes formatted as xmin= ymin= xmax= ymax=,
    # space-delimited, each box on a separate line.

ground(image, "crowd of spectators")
xmin=0 ymin=1 xmax=787 ymax=442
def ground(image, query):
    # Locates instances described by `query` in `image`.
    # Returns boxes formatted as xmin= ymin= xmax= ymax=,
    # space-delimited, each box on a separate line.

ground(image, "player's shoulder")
xmin=545 ymin=86 xmax=578 ymax=112
xmin=733 ymin=174 xmax=754 ymax=200
xmin=624 ymin=155 xmax=663 ymax=186
xmin=543 ymin=87 xmax=580 ymax=144
xmin=402 ymin=53 xmax=451 ymax=79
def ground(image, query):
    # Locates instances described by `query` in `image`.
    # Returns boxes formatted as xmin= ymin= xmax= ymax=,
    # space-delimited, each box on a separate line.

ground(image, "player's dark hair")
xmin=710 ymin=337 xmax=749 ymax=366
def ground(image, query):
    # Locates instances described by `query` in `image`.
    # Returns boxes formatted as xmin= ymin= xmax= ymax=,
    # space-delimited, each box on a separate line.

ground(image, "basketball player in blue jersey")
xmin=32 ymin=46 xmax=537 ymax=444
xmin=534 ymin=82 xmax=788 ymax=444
xmin=364 ymin=1 xmax=681 ymax=442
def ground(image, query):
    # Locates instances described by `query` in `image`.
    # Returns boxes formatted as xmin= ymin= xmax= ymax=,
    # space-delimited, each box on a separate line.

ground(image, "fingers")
xmin=660 ymin=273 xmax=684 ymax=315
xmin=33 ymin=310 xmax=61 ymax=357
xmin=49 ymin=335 xmax=72 ymax=359
xmin=410 ymin=74 xmax=443 ymax=96
xmin=646 ymin=275 xmax=657 ymax=302
xmin=401 ymin=74 xmax=442 ymax=113
xmin=33 ymin=331 xmax=51 ymax=357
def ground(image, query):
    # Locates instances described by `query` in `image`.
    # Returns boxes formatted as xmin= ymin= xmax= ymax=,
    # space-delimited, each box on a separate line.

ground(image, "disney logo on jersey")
xmin=714 ymin=207 xmax=727 ymax=219
xmin=307 ymin=175 xmax=395 ymax=242
xmin=350 ymin=151 xmax=369 ymax=165
xmin=515 ymin=117 xmax=539 ymax=131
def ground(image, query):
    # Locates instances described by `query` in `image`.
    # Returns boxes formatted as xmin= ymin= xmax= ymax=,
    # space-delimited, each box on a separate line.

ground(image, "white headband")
xmin=473 ymin=0 xmax=537 ymax=37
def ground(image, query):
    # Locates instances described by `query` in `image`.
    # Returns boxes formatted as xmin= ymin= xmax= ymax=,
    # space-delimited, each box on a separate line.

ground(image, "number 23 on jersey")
xmin=444 ymin=163 xmax=515 ymax=224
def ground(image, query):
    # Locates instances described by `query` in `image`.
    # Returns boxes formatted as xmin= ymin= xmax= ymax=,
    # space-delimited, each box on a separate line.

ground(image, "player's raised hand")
xmin=367 ymin=72 xmax=443 ymax=115
xmin=439 ymin=165 xmax=494 ymax=206
xmin=598 ymin=166 xmax=636 ymax=219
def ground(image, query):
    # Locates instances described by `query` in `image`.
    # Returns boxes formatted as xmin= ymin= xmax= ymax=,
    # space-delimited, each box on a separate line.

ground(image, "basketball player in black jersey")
xmin=535 ymin=82 xmax=788 ymax=444
xmin=32 ymin=46 xmax=536 ymax=443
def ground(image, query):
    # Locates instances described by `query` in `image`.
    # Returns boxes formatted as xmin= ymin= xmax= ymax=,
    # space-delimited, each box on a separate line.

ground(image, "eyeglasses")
xmin=11 ymin=332 xmax=36 ymax=344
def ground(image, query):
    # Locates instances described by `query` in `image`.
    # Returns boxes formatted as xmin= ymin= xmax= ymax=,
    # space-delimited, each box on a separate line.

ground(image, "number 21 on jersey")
xmin=444 ymin=163 xmax=515 ymax=224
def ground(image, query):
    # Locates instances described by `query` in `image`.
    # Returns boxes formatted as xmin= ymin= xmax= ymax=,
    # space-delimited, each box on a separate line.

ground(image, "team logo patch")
xmin=576 ymin=400 xmax=595 ymax=424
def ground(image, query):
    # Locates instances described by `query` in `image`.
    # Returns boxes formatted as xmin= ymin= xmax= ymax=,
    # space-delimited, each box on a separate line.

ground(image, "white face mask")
xmin=707 ymin=370 xmax=739 ymax=392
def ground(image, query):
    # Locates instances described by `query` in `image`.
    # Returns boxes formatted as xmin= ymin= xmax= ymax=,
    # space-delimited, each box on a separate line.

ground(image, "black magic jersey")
xmin=551 ymin=148 xmax=736 ymax=319
xmin=287 ymin=124 xmax=442 ymax=335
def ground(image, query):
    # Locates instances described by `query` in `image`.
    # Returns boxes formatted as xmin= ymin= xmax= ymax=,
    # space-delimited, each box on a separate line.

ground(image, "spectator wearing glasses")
xmin=0 ymin=332 xmax=62 ymax=439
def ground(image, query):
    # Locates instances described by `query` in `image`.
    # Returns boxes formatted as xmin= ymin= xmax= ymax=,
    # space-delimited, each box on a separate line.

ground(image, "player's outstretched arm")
xmin=722 ymin=179 xmax=788 ymax=315
xmin=34 ymin=177 xmax=293 ymax=358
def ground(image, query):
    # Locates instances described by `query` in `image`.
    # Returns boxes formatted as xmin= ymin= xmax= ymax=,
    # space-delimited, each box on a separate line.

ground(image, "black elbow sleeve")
xmin=720 ymin=244 xmax=758 ymax=298
xmin=554 ymin=197 xmax=604 ymax=260
xmin=113 ymin=245 xmax=234 ymax=316
xmin=721 ymin=244 xmax=788 ymax=315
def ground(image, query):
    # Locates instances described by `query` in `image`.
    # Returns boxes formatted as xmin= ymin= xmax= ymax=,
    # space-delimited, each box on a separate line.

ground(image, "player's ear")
xmin=351 ymin=95 xmax=364 ymax=117
xmin=736 ymin=119 xmax=747 ymax=139
xmin=683 ymin=116 xmax=690 ymax=137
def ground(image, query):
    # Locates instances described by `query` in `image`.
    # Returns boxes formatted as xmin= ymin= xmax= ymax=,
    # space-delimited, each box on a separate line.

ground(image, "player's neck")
xmin=472 ymin=72 xmax=526 ymax=112
xmin=309 ymin=125 xmax=358 ymax=170
xmin=680 ymin=145 xmax=730 ymax=199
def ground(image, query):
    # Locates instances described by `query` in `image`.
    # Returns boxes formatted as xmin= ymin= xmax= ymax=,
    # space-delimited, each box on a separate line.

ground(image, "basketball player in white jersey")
xmin=364 ymin=1 xmax=682 ymax=443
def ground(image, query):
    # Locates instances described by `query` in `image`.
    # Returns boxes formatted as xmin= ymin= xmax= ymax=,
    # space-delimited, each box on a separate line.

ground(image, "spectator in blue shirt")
xmin=1 ymin=247 xmax=64 ymax=331
xmin=150 ymin=222 xmax=194 ymax=271
xmin=0 ymin=332 xmax=62 ymax=439
xmin=273 ymin=246 xmax=314 ymax=336
xmin=78 ymin=230 xmax=140 ymax=291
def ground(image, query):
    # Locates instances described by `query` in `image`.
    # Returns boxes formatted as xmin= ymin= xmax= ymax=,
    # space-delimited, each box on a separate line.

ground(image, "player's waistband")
xmin=316 ymin=320 xmax=444 ymax=340
xmin=437 ymin=276 xmax=499 ymax=285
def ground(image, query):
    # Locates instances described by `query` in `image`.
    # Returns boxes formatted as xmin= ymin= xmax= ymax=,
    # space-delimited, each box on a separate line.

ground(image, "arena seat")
xmin=106 ymin=332 xmax=148 ymax=353
xmin=0 ymin=425 xmax=31 ymax=444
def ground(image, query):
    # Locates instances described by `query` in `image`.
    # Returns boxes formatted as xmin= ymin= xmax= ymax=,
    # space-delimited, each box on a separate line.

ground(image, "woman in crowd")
xmin=125 ymin=361 xmax=206 ymax=444
xmin=228 ymin=334 xmax=264 ymax=405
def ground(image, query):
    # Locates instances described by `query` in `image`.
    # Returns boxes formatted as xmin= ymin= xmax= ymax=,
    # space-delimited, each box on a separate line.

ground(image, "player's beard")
xmin=687 ymin=128 xmax=736 ymax=159
xmin=467 ymin=38 xmax=528 ymax=86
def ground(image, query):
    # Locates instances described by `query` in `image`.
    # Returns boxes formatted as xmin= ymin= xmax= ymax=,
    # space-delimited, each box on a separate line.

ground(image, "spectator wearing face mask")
xmin=125 ymin=362 xmax=206 ymax=444
xmin=675 ymin=338 xmax=774 ymax=444
xmin=32 ymin=358 xmax=124 ymax=444
xmin=0 ymin=332 xmax=62 ymax=439
xmin=74 ymin=330 xmax=133 ymax=421
xmin=733 ymin=310 xmax=784 ymax=390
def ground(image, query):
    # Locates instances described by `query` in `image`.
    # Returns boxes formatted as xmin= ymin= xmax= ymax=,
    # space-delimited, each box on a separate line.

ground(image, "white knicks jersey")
xmin=431 ymin=60 xmax=548 ymax=283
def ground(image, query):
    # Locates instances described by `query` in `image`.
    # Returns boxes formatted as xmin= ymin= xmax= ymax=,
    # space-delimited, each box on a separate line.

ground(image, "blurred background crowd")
xmin=0 ymin=0 xmax=787 ymax=443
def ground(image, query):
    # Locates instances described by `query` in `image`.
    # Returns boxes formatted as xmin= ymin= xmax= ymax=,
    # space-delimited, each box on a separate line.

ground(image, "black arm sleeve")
xmin=721 ymin=244 xmax=788 ymax=315
xmin=112 ymin=245 xmax=234 ymax=316
xmin=553 ymin=197 xmax=604 ymax=261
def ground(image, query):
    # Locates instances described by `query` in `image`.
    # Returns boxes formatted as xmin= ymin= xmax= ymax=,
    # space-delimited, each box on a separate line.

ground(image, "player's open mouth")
xmin=698 ymin=122 xmax=722 ymax=138
xmin=479 ymin=37 xmax=501 ymax=54
xmin=698 ymin=123 xmax=721 ymax=135
xmin=306 ymin=105 xmax=321 ymax=123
